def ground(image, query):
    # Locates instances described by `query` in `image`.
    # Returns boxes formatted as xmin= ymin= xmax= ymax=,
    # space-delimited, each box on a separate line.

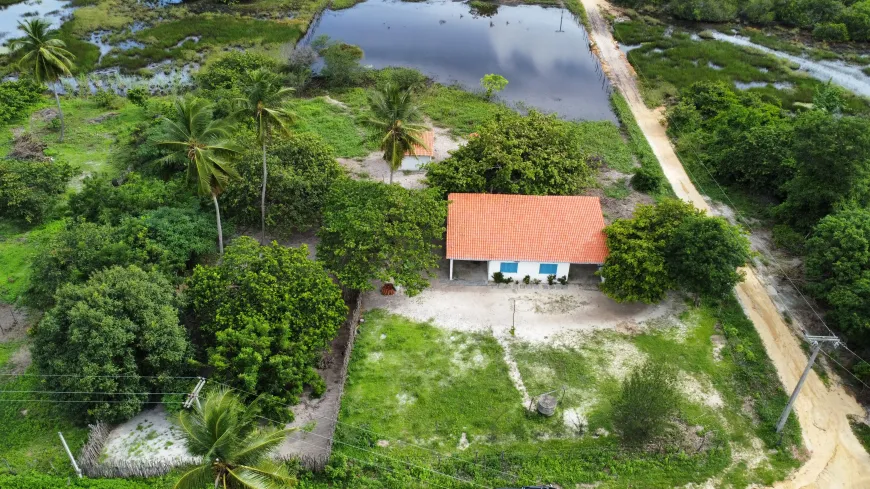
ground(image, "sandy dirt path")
xmin=579 ymin=0 xmax=870 ymax=487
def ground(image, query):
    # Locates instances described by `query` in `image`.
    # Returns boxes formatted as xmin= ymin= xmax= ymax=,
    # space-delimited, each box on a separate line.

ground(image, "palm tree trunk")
xmin=261 ymin=139 xmax=268 ymax=245
xmin=52 ymin=84 xmax=65 ymax=143
xmin=212 ymin=193 xmax=224 ymax=254
xmin=389 ymin=168 xmax=394 ymax=185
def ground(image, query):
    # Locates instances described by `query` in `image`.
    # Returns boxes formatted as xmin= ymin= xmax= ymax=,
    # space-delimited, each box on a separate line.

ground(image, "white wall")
xmin=401 ymin=155 xmax=432 ymax=171
xmin=487 ymin=261 xmax=570 ymax=282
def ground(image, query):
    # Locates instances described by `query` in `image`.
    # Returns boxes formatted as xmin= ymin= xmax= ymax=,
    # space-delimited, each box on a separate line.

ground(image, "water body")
xmin=710 ymin=31 xmax=870 ymax=98
xmin=0 ymin=0 xmax=72 ymax=42
xmin=307 ymin=0 xmax=615 ymax=121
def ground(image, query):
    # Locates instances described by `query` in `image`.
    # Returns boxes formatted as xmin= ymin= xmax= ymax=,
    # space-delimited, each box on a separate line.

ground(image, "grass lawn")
xmin=332 ymin=300 xmax=800 ymax=488
xmin=287 ymin=95 xmax=377 ymax=158
xmin=0 ymin=221 xmax=63 ymax=304
xmin=0 ymin=342 xmax=90 ymax=476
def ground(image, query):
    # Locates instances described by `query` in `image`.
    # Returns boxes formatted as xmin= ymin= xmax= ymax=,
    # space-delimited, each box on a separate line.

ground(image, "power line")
xmin=0 ymin=372 xmax=199 ymax=379
xmin=0 ymin=399 xmax=185 ymax=404
xmin=0 ymin=390 xmax=189 ymax=395
xmin=819 ymin=349 xmax=870 ymax=391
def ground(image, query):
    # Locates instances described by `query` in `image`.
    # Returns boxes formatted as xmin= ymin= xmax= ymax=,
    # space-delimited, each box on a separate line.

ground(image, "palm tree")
xmin=175 ymin=389 xmax=295 ymax=489
xmin=157 ymin=96 xmax=240 ymax=254
xmin=363 ymin=83 xmax=428 ymax=184
xmin=11 ymin=19 xmax=76 ymax=142
xmin=235 ymin=70 xmax=295 ymax=244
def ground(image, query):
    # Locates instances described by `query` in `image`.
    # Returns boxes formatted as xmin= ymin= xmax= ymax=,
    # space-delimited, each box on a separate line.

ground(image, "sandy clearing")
xmin=101 ymin=406 xmax=195 ymax=464
xmin=581 ymin=0 xmax=870 ymax=486
xmin=364 ymin=285 xmax=679 ymax=344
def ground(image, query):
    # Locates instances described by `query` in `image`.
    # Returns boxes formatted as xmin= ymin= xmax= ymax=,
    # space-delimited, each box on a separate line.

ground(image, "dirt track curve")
xmin=579 ymin=0 xmax=870 ymax=486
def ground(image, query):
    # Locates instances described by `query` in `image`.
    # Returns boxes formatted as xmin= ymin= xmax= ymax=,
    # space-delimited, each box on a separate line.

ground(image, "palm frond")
xmin=173 ymin=465 xmax=213 ymax=489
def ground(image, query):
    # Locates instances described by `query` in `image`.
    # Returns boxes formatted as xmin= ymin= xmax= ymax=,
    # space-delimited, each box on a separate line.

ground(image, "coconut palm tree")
xmin=235 ymin=70 xmax=295 ymax=244
xmin=175 ymin=389 xmax=295 ymax=489
xmin=11 ymin=19 xmax=76 ymax=142
xmin=363 ymin=83 xmax=428 ymax=184
xmin=157 ymin=96 xmax=240 ymax=254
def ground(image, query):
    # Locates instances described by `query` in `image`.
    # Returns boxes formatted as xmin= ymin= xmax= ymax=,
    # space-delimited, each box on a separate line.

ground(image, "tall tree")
xmin=157 ymin=96 xmax=240 ymax=253
xmin=317 ymin=179 xmax=447 ymax=296
xmin=11 ymin=19 xmax=75 ymax=142
xmin=187 ymin=237 xmax=347 ymax=420
xmin=235 ymin=69 xmax=295 ymax=244
xmin=175 ymin=389 xmax=295 ymax=489
xmin=363 ymin=83 xmax=427 ymax=184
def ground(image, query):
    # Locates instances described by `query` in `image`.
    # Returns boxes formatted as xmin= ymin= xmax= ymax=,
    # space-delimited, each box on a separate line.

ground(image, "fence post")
xmin=58 ymin=432 xmax=82 ymax=478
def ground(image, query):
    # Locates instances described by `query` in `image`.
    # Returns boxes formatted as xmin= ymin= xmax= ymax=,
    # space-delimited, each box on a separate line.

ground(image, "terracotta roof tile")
xmin=405 ymin=129 xmax=434 ymax=157
xmin=446 ymin=193 xmax=608 ymax=264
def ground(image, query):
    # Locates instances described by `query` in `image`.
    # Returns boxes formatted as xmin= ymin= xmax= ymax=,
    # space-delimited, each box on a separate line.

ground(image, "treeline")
xmin=667 ymin=80 xmax=870 ymax=355
xmin=614 ymin=0 xmax=870 ymax=41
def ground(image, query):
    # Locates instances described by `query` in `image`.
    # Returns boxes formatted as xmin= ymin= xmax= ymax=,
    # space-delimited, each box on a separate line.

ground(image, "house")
xmin=445 ymin=193 xmax=608 ymax=282
xmin=400 ymin=129 xmax=434 ymax=171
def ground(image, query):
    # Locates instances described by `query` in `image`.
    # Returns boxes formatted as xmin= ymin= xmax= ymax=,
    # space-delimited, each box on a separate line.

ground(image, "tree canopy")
xmin=31 ymin=266 xmax=189 ymax=422
xmin=318 ymin=179 xmax=447 ymax=296
xmin=0 ymin=158 xmax=76 ymax=223
xmin=187 ymin=237 xmax=347 ymax=420
xmin=600 ymin=199 xmax=750 ymax=303
xmin=805 ymin=208 xmax=870 ymax=335
xmin=425 ymin=110 xmax=595 ymax=196
xmin=222 ymin=133 xmax=345 ymax=237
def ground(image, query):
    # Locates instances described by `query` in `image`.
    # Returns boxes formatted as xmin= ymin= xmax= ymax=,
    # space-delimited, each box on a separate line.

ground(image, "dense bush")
xmin=69 ymin=173 xmax=191 ymax=224
xmin=26 ymin=207 xmax=216 ymax=308
xmin=612 ymin=361 xmax=679 ymax=444
xmin=0 ymin=80 xmax=43 ymax=125
xmin=221 ymin=133 xmax=344 ymax=236
xmin=197 ymin=51 xmax=278 ymax=91
xmin=776 ymin=111 xmax=870 ymax=231
xmin=187 ymin=237 xmax=347 ymax=420
xmin=32 ymin=266 xmax=189 ymax=423
xmin=631 ymin=165 xmax=664 ymax=193
xmin=313 ymin=36 xmax=365 ymax=88
xmin=841 ymin=1 xmax=870 ymax=41
xmin=0 ymin=474 xmax=171 ymax=489
xmin=0 ymin=158 xmax=77 ymax=223
xmin=668 ymin=0 xmax=738 ymax=22
xmin=600 ymin=199 xmax=750 ymax=303
xmin=805 ymin=208 xmax=870 ymax=335
xmin=426 ymin=110 xmax=595 ymax=196
xmin=813 ymin=22 xmax=850 ymax=41
xmin=318 ymin=179 xmax=447 ymax=296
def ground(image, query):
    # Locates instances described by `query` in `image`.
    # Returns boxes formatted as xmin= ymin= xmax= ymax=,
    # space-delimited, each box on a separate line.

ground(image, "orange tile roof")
xmin=405 ymin=129 xmax=434 ymax=157
xmin=446 ymin=193 xmax=608 ymax=264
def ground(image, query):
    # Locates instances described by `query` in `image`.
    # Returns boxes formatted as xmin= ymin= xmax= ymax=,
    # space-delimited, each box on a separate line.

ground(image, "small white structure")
xmin=446 ymin=193 xmax=608 ymax=282
xmin=400 ymin=129 xmax=434 ymax=171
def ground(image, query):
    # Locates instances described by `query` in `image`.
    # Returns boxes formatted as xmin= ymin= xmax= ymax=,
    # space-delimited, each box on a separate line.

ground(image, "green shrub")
xmin=841 ymin=1 xmax=870 ymax=42
xmin=197 ymin=51 xmax=277 ymax=91
xmin=377 ymin=67 xmax=427 ymax=91
xmin=0 ymin=474 xmax=172 ymax=489
xmin=32 ymin=265 xmax=190 ymax=423
xmin=319 ymin=40 xmax=366 ymax=88
xmin=771 ymin=224 xmax=805 ymax=253
xmin=612 ymin=361 xmax=680 ymax=444
xmin=668 ymin=0 xmax=738 ymax=22
xmin=0 ymin=80 xmax=44 ymax=125
xmin=631 ymin=165 xmax=664 ymax=193
xmin=0 ymin=158 xmax=77 ymax=223
xmin=69 ymin=173 xmax=192 ymax=224
xmin=126 ymin=86 xmax=149 ymax=107
xmin=813 ymin=22 xmax=850 ymax=41
xmin=93 ymin=88 xmax=123 ymax=109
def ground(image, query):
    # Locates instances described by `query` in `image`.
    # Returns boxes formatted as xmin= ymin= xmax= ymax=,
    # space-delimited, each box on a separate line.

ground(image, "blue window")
xmin=539 ymin=263 xmax=558 ymax=275
xmin=499 ymin=262 xmax=519 ymax=273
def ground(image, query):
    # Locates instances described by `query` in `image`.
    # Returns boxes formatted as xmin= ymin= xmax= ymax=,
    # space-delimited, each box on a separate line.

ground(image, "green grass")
xmin=850 ymin=417 xmax=870 ymax=455
xmin=0 ymin=350 xmax=89 ymax=475
xmin=609 ymin=92 xmax=673 ymax=198
xmin=419 ymin=84 xmax=513 ymax=136
xmin=99 ymin=15 xmax=303 ymax=71
xmin=0 ymin=96 xmax=150 ymax=179
xmin=570 ymin=120 xmax=634 ymax=173
xmin=613 ymin=19 xmax=666 ymax=45
xmin=0 ymin=0 xmax=25 ymax=4
xmin=286 ymin=96 xmax=376 ymax=158
xmin=0 ymin=221 xmax=63 ymax=304
xmin=332 ymin=306 xmax=799 ymax=488
xmin=330 ymin=0 xmax=366 ymax=10
xmin=864 ymin=66 xmax=870 ymax=76
xmin=603 ymin=178 xmax=632 ymax=199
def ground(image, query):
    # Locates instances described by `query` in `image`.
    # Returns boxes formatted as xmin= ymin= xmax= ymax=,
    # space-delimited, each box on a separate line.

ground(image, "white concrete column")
xmin=449 ymin=259 xmax=454 ymax=280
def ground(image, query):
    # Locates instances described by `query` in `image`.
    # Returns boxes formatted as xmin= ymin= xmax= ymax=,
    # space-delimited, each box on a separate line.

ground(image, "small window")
xmin=500 ymin=262 xmax=519 ymax=273
xmin=539 ymin=263 xmax=558 ymax=275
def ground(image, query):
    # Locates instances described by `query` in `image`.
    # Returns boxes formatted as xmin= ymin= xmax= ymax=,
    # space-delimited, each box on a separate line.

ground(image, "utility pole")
xmin=184 ymin=377 xmax=207 ymax=409
xmin=776 ymin=334 xmax=840 ymax=436
xmin=556 ymin=8 xmax=565 ymax=33
xmin=58 ymin=432 xmax=82 ymax=478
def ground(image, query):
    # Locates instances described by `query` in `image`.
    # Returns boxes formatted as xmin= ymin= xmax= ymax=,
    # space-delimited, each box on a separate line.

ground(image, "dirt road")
xmin=579 ymin=0 xmax=870 ymax=486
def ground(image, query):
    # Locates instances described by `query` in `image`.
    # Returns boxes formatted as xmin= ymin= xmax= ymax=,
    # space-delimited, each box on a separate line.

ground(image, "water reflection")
xmin=0 ymin=0 xmax=72 ymax=43
xmin=308 ymin=0 xmax=614 ymax=121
